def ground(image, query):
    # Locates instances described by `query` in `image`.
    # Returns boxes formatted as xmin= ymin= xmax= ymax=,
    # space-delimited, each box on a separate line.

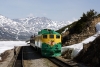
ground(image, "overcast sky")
xmin=0 ymin=0 xmax=100 ymax=21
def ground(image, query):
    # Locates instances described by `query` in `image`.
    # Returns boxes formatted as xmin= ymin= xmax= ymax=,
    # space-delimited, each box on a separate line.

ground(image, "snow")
xmin=61 ymin=28 xmax=68 ymax=34
xmin=62 ymin=22 xmax=100 ymax=58
xmin=0 ymin=41 xmax=28 ymax=56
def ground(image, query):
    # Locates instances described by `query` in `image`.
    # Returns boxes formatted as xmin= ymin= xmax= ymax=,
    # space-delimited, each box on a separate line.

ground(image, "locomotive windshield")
xmin=49 ymin=35 xmax=54 ymax=38
xmin=56 ymin=35 xmax=60 ymax=39
xmin=43 ymin=35 xmax=47 ymax=38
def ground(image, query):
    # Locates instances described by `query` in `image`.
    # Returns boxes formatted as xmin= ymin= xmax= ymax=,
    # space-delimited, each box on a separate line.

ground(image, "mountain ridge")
xmin=0 ymin=15 xmax=70 ymax=40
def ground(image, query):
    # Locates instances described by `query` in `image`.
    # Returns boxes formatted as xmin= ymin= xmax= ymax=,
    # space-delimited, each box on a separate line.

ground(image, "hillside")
xmin=62 ymin=17 xmax=100 ymax=46
xmin=59 ymin=10 xmax=100 ymax=66
xmin=74 ymin=35 xmax=100 ymax=67
xmin=57 ymin=10 xmax=100 ymax=46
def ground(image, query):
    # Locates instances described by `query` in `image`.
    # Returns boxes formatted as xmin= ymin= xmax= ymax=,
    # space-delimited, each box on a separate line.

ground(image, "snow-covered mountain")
xmin=13 ymin=16 xmax=69 ymax=33
xmin=0 ymin=15 xmax=70 ymax=40
xmin=0 ymin=15 xmax=31 ymax=40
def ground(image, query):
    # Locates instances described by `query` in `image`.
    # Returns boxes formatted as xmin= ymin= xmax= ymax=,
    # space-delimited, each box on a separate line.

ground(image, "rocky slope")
xmin=62 ymin=17 xmax=100 ymax=46
xmin=74 ymin=35 xmax=100 ymax=67
xmin=60 ymin=12 xmax=100 ymax=66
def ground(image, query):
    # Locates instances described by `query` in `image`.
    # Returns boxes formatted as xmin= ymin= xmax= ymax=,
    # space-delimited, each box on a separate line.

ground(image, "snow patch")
xmin=0 ymin=41 xmax=28 ymax=55
xmin=61 ymin=22 xmax=100 ymax=58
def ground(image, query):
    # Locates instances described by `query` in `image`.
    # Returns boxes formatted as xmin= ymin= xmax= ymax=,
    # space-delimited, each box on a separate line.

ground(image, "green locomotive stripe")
xmin=41 ymin=43 xmax=61 ymax=57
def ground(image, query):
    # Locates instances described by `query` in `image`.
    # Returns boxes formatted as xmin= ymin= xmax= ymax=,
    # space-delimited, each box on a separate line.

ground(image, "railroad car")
xmin=31 ymin=29 xmax=61 ymax=57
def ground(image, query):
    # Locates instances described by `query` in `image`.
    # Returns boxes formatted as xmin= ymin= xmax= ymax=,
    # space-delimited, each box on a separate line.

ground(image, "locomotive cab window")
xmin=43 ymin=35 xmax=47 ymax=38
xmin=49 ymin=35 xmax=54 ymax=38
xmin=56 ymin=35 xmax=60 ymax=39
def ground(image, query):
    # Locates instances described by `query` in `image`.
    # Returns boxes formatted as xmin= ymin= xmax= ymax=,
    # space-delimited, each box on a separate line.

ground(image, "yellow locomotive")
xmin=31 ymin=29 xmax=62 ymax=57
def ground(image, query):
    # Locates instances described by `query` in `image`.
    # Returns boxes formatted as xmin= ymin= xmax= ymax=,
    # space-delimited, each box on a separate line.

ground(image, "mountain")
xmin=13 ymin=16 xmax=70 ymax=34
xmin=0 ymin=15 xmax=31 ymax=40
xmin=0 ymin=15 xmax=69 ymax=40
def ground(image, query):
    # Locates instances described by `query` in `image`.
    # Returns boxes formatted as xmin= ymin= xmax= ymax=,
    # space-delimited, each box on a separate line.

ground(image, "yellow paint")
xmin=35 ymin=34 xmax=61 ymax=46
xmin=41 ymin=34 xmax=61 ymax=45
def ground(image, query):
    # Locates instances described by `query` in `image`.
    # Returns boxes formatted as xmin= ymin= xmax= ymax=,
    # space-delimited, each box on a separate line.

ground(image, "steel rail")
xmin=48 ymin=57 xmax=73 ymax=67
xmin=22 ymin=47 xmax=25 ymax=67
xmin=12 ymin=47 xmax=23 ymax=67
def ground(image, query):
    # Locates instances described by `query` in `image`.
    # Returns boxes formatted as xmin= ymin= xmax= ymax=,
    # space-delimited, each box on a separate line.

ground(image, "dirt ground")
xmin=0 ymin=49 xmax=14 ymax=67
xmin=0 ymin=50 xmax=11 ymax=62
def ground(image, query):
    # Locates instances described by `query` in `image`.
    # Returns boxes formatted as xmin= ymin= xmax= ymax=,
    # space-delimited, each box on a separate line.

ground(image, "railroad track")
xmin=13 ymin=47 xmax=24 ymax=67
xmin=48 ymin=57 xmax=72 ymax=67
xmin=48 ymin=57 xmax=89 ymax=67
xmin=8 ymin=46 xmax=87 ymax=67
xmin=7 ymin=47 xmax=22 ymax=67
xmin=12 ymin=46 xmax=43 ymax=67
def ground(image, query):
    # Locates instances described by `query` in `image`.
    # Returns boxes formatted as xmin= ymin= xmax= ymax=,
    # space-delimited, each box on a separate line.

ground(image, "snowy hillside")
xmin=13 ymin=17 xmax=71 ymax=34
xmin=0 ymin=15 xmax=34 ymax=40
xmin=62 ymin=22 xmax=100 ymax=58
xmin=0 ymin=15 xmax=72 ymax=40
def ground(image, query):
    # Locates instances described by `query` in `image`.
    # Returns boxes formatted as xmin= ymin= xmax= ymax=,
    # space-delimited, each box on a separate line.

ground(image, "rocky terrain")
xmin=0 ymin=50 xmax=10 ymax=62
xmin=60 ymin=10 xmax=100 ymax=67
xmin=74 ymin=35 xmax=100 ymax=67
xmin=62 ymin=18 xmax=100 ymax=46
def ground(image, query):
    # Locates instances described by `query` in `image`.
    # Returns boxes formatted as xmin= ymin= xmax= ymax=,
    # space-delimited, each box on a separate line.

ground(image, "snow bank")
xmin=0 ymin=41 xmax=28 ymax=54
xmin=61 ymin=22 xmax=100 ymax=58
xmin=96 ymin=22 xmax=100 ymax=32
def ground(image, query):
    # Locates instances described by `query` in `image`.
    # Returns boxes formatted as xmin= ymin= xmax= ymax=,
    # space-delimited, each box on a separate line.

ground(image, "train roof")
xmin=38 ymin=29 xmax=60 ymax=35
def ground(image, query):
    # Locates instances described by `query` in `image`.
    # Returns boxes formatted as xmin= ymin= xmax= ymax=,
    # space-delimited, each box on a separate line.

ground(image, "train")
xmin=28 ymin=29 xmax=62 ymax=57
